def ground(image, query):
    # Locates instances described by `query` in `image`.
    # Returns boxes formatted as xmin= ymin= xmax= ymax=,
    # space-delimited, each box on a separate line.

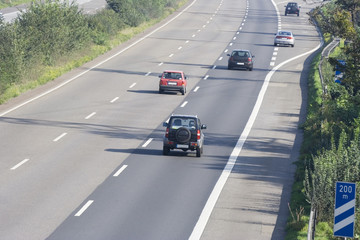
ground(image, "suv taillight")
xmin=197 ymin=130 xmax=201 ymax=140
xmin=165 ymin=128 xmax=169 ymax=138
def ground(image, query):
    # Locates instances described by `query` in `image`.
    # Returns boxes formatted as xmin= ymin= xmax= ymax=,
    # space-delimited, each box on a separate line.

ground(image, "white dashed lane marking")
xmin=75 ymin=200 xmax=94 ymax=217
xmin=181 ymin=101 xmax=188 ymax=108
xmin=85 ymin=112 xmax=96 ymax=120
xmin=110 ymin=97 xmax=119 ymax=103
xmin=142 ymin=138 xmax=153 ymax=147
xmin=53 ymin=133 xmax=67 ymax=142
xmin=10 ymin=159 xmax=30 ymax=170
xmin=113 ymin=165 xmax=128 ymax=177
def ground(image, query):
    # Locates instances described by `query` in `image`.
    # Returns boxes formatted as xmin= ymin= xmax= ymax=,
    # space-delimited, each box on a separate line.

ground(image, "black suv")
xmin=163 ymin=114 xmax=206 ymax=157
xmin=285 ymin=2 xmax=300 ymax=16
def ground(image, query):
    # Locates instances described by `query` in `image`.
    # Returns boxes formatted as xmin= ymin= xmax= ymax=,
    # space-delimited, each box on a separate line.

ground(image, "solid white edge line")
xmin=142 ymin=138 xmax=153 ymax=148
xmin=0 ymin=0 xmax=198 ymax=117
xmin=53 ymin=132 xmax=67 ymax=142
xmin=75 ymin=200 xmax=94 ymax=217
xmin=11 ymin=159 xmax=30 ymax=170
xmin=113 ymin=165 xmax=128 ymax=177
xmin=189 ymin=6 xmax=323 ymax=238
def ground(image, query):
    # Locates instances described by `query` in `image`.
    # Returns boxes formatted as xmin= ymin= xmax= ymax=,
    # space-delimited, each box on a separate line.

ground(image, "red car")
xmin=159 ymin=70 xmax=187 ymax=95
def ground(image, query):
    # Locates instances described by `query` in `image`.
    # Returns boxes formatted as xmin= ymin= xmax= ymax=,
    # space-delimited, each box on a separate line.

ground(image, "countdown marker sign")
xmin=334 ymin=181 xmax=356 ymax=238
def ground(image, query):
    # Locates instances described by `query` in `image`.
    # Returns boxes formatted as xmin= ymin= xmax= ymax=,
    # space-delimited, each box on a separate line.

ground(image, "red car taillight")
xmin=277 ymin=36 xmax=293 ymax=40
xmin=165 ymin=128 xmax=169 ymax=138
xmin=197 ymin=130 xmax=201 ymax=140
xmin=248 ymin=57 xmax=252 ymax=62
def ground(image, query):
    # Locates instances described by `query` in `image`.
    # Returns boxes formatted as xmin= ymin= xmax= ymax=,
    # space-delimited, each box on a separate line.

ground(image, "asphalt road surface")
xmin=0 ymin=0 xmax=107 ymax=22
xmin=0 ymin=0 xmax=322 ymax=239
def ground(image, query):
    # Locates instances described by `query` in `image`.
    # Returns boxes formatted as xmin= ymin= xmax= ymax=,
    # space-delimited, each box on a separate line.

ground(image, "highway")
xmin=0 ymin=0 xmax=322 ymax=239
xmin=0 ymin=0 xmax=107 ymax=23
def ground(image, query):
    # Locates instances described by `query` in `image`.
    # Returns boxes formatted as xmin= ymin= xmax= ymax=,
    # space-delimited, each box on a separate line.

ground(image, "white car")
xmin=274 ymin=30 xmax=295 ymax=47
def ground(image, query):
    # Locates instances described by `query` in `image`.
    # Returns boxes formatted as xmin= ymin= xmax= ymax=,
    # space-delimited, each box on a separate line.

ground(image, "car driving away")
xmin=285 ymin=2 xmax=300 ymax=16
xmin=227 ymin=49 xmax=254 ymax=71
xmin=274 ymin=30 xmax=295 ymax=47
xmin=163 ymin=114 xmax=206 ymax=157
xmin=159 ymin=70 xmax=187 ymax=95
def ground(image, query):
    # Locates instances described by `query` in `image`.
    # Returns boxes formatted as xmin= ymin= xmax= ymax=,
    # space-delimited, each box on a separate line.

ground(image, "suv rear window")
xmin=170 ymin=117 xmax=197 ymax=129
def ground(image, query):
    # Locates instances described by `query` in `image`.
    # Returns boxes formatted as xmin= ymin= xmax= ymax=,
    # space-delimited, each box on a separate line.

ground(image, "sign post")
xmin=334 ymin=181 xmax=356 ymax=238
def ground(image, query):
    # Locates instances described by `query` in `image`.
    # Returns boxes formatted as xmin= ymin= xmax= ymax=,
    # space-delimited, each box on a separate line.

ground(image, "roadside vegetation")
xmin=286 ymin=0 xmax=360 ymax=239
xmin=0 ymin=0 xmax=187 ymax=104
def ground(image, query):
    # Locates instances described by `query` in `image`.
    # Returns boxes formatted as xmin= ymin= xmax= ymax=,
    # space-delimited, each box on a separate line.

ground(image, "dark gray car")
xmin=227 ymin=49 xmax=254 ymax=71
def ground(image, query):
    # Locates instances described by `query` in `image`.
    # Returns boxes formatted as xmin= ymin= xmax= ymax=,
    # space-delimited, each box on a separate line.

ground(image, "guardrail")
xmin=307 ymin=37 xmax=340 ymax=240
xmin=318 ymin=37 xmax=341 ymax=94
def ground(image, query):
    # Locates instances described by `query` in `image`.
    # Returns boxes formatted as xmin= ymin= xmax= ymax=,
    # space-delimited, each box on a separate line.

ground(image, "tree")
xmin=336 ymin=0 xmax=360 ymax=27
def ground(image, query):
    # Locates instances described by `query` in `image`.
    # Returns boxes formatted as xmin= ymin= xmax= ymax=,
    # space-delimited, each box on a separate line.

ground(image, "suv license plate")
xmin=177 ymin=144 xmax=188 ymax=148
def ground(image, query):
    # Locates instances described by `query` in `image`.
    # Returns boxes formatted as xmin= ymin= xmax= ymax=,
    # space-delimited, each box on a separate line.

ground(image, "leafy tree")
xmin=0 ymin=24 xmax=24 ymax=95
xmin=335 ymin=0 xmax=360 ymax=27
xmin=106 ymin=0 xmax=170 ymax=27
xmin=15 ymin=0 xmax=90 ymax=65
xmin=106 ymin=0 xmax=144 ymax=26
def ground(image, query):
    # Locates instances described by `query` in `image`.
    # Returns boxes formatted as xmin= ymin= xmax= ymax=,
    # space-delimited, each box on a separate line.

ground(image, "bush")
xmin=15 ymin=0 xmax=91 ymax=66
xmin=87 ymin=9 xmax=126 ymax=45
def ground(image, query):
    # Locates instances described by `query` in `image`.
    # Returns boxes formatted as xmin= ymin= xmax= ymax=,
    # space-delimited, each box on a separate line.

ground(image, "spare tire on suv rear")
xmin=175 ymin=127 xmax=191 ymax=143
